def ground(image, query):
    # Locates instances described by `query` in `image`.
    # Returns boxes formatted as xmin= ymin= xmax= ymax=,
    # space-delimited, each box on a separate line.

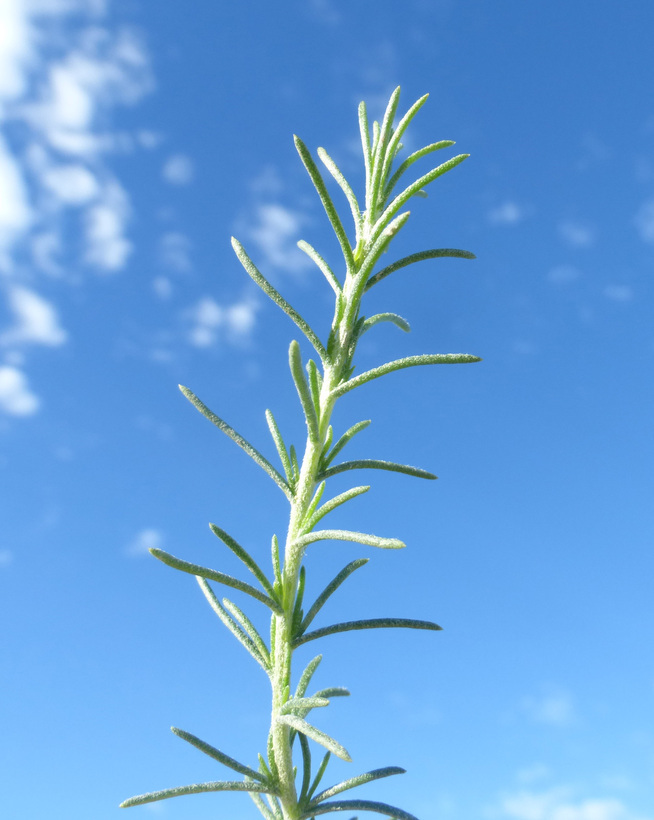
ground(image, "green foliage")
xmin=121 ymin=87 xmax=479 ymax=819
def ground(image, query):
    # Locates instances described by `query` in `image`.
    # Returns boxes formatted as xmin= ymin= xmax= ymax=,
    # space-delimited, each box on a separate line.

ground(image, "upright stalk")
xmin=121 ymin=87 xmax=480 ymax=820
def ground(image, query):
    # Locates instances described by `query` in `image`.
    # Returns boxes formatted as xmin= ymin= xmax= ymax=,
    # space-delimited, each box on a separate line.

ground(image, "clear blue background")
xmin=1 ymin=1 xmax=652 ymax=819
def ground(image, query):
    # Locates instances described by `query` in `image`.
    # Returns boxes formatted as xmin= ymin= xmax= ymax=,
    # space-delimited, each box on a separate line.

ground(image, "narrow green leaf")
xmin=306 ymin=359 xmax=323 ymax=419
xmin=322 ymin=420 xmax=371 ymax=468
xmin=308 ymin=486 xmax=370 ymax=530
xmin=231 ymin=237 xmax=327 ymax=362
xmin=290 ymin=445 xmax=300 ymax=485
xmin=299 ymin=732 xmax=313 ymax=805
xmin=311 ymin=766 xmax=405 ymax=805
xmin=313 ymin=687 xmax=350 ymax=699
xmin=209 ymin=523 xmax=276 ymax=599
xmin=303 ymin=799 xmax=419 ymax=820
xmin=370 ymin=86 xmax=401 ymax=207
xmin=359 ymin=313 xmax=410 ymax=335
xmin=179 ymin=385 xmax=291 ymax=500
xmin=296 ymin=654 xmax=322 ymax=698
xmin=318 ymin=459 xmax=437 ymax=482
xmin=358 ymin=101 xmax=372 ymax=203
xmin=222 ymin=597 xmax=271 ymax=667
xmin=290 ymin=340 xmax=320 ymax=442
xmin=249 ymin=789 xmax=279 ymax=820
xmin=384 ymin=139 xmax=455 ymax=198
xmin=297 ymin=240 xmax=342 ymax=294
xmin=265 ymin=409 xmax=294 ymax=489
xmin=294 ymin=136 xmax=355 ymax=272
xmin=277 ymin=715 xmax=351 ymax=762
xmin=305 ymin=481 xmax=326 ymax=527
xmin=120 ymin=780 xmax=272 ymax=808
xmin=197 ymin=579 xmax=271 ymax=673
xmin=295 ymin=529 xmax=405 ymax=551
xmin=365 ymin=247 xmax=476 ymax=291
xmin=170 ymin=727 xmax=266 ymax=782
xmin=271 ymin=534 xmax=282 ymax=586
xmin=380 ymin=93 xmax=430 ymax=187
xmin=331 ymin=353 xmax=482 ymax=399
xmin=281 ymin=696 xmax=330 ymax=714
xmin=308 ymin=751 xmax=331 ymax=801
xmin=150 ymin=547 xmax=282 ymax=613
xmin=355 ymin=211 xmax=411 ymax=296
xmin=301 ymin=559 xmax=368 ymax=634
xmin=295 ymin=617 xmax=442 ymax=648
xmin=317 ymin=147 xmax=361 ymax=240
xmin=292 ymin=565 xmax=307 ymax=635
xmin=376 ymin=153 xmax=469 ymax=238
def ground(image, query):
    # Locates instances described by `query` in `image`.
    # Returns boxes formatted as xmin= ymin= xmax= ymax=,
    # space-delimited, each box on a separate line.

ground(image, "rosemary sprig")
xmin=122 ymin=87 xmax=479 ymax=820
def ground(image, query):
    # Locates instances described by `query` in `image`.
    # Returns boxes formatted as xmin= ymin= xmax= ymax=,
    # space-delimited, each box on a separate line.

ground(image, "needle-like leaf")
xmin=318 ymin=147 xmax=361 ymax=240
xmin=265 ymin=410 xmax=294 ymax=490
xmin=317 ymin=459 xmax=437 ymax=482
xmin=298 ymin=240 xmax=342 ymax=294
xmin=179 ymin=385 xmax=291 ymax=500
xmin=290 ymin=340 xmax=320 ymax=442
xmin=294 ymin=529 xmax=405 ymax=551
xmin=359 ymin=312 xmax=411 ymax=335
xmin=303 ymin=799 xmax=419 ymax=820
xmin=209 ymin=523 xmax=276 ymax=599
xmin=294 ymin=135 xmax=355 ymax=272
xmin=365 ymin=247 xmax=476 ymax=291
xmin=295 ymin=617 xmax=442 ymax=648
xmin=311 ymin=767 xmax=405 ymax=805
xmin=197 ymin=579 xmax=271 ymax=673
xmin=296 ymin=654 xmax=323 ymax=698
xmin=171 ymin=727 xmax=267 ymax=782
xmin=384 ymin=139 xmax=456 ymax=198
xmin=322 ymin=420 xmax=371 ymax=468
xmin=222 ymin=597 xmax=271 ymax=667
xmin=308 ymin=486 xmax=370 ymax=530
xmin=331 ymin=353 xmax=482 ymax=398
xmin=120 ymin=780 xmax=273 ymax=808
xmin=232 ymin=237 xmax=327 ymax=362
xmin=301 ymin=558 xmax=368 ymax=634
xmin=277 ymin=715 xmax=351 ymax=762
xmin=150 ymin=548 xmax=282 ymax=613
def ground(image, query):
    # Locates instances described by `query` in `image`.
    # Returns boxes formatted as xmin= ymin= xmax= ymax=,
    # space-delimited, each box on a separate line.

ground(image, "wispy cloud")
xmin=125 ymin=527 xmax=163 ymax=557
xmin=558 ymin=220 xmax=596 ymax=248
xmin=0 ymin=548 xmax=14 ymax=567
xmin=603 ymin=285 xmax=633 ymax=303
xmin=0 ymin=365 xmax=40 ymax=416
xmin=243 ymin=202 xmax=311 ymax=274
xmin=547 ymin=264 xmax=581 ymax=285
xmin=162 ymin=153 xmax=194 ymax=185
xmin=496 ymin=788 xmax=650 ymax=820
xmin=488 ymin=201 xmax=525 ymax=226
xmin=634 ymin=199 xmax=654 ymax=243
xmin=1 ymin=286 xmax=67 ymax=348
xmin=520 ymin=687 xmax=576 ymax=727
xmin=0 ymin=1 xmax=153 ymax=276
xmin=159 ymin=231 xmax=192 ymax=272
xmin=185 ymin=295 xmax=258 ymax=348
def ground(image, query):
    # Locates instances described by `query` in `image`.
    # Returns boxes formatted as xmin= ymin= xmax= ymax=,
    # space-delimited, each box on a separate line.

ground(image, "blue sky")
xmin=1 ymin=1 xmax=653 ymax=819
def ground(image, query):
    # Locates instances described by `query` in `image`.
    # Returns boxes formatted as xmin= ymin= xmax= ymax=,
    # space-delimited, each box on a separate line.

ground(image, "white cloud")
xmin=84 ymin=180 xmax=131 ymax=270
xmin=162 ymin=153 xmax=194 ymax=185
xmin=497 ymin=788 xmax=650 ymax=820
xmin=603 ymin=285 xmax=633 ymax=303
xmin=245 ymin=203 xmax=311 ymax=273
xmin=0 ymin=365 xmax=40 ymax=415
xmin=0 ymin=3 xmax=153 ymax=276
xmin=547 ymin=265 xmax=581 ymax=285
xmin=159 ymin=231 xmax=191 ymax=272
xmin=0 ymin=549 xmax=14 ymax=567
xmin=152 ymin=276 xmax=172 ymax=300
xmin=521 ymin=688 xmax=576 ymax=727
xmin=186 ymin=295 xmax=258 ymax=348
xmin=488 ymin=201 xmax=525 ymax=226
xmin=634 ymin=200 xmax=654 ymax=243
xmin=559 ymin=220 xmax=595 ymax=248
xmin=1 ymin=286 xmax=67 ymax=348
xmin=125 ymin=528 xmax=163 ymax=557
xmin=42 ymin=163 xmax=100 ymax=204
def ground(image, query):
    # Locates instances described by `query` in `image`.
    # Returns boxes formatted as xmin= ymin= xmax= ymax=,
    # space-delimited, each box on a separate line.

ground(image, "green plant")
xmin=121 ymin=87 xmax=479 ymax=820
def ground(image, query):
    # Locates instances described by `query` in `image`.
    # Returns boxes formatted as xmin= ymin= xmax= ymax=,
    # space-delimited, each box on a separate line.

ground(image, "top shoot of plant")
xmin=121 ymin=87 xmax=480 ymax=820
